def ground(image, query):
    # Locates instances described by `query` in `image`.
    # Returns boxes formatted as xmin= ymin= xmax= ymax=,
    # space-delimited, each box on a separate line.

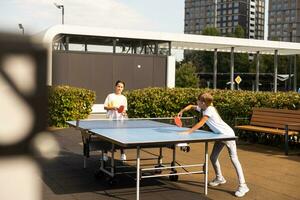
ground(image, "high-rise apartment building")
xmin=184 ymin=0 xmax=265 ymax=40
xmin=268 ymin=0 xmax=300 ymax=42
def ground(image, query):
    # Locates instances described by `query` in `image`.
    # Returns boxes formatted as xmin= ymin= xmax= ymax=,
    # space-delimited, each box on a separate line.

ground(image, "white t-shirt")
xmin=196 ymin=106 xmax=234 ymax=136
xmin=104 ymin=93 xmax=127 ymax=119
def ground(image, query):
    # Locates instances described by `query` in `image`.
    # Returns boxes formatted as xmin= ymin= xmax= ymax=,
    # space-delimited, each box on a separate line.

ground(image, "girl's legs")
xmin=224 ymin=140 xmax=249 ymax=197
xmin=210 ymin=141 xmax=225 ymax=180
xmin=224 ymin=140 xmax=246 ymax=185
xmin=120 ymin=148 xmax=126 ymax=161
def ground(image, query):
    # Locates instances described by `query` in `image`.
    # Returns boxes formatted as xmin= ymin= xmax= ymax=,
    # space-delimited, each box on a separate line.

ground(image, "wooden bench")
xmin=235 ymin=107 xmax=300 ymax=155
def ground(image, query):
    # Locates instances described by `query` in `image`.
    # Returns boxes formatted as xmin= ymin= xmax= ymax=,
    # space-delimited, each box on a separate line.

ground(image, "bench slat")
xmin=235 ymin=125 xmax=298 ymax=135
xmin=253 ymin=107 xmax=300 ymax=115
xmin=251 ymin=116 xmax=300 ymax=124
xmin=250 ymin=119 xmax=300 ymax=130
xmin=252 ymin=112 xmax=300 ymax=120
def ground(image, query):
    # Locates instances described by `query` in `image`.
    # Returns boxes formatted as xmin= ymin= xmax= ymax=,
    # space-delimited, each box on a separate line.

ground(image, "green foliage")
xmin=175 ymin=62 xmax=199 ymax=88
xmin=202 ymin=27 xmax=220 ymax=36
xmin=234 ymin=25 xmax=245 ymax=38
xmin=124 ymin=88 xmax=300 ymax=126
xmin=48 ymin=85 xmax=96 ymax=127
xmin=183 ymin=25 xmax=251 ymax=80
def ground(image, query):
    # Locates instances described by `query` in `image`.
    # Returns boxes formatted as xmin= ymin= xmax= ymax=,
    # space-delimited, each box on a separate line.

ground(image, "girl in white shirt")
xmin=103 ymin=80 xmax=128 ymax=161
xmin=104 ymin=80 xmax=127 ymax=120
xmin=177 ymin=93 xmax=249 ymax=198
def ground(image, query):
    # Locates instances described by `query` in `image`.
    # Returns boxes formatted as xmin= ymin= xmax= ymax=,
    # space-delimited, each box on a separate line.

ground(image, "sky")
xmin=0 ymin=0 xmax=269 ymax=60
xmin=0 ymin=0 xmax=269 ymax=35
xmin=0 ymin=0 xmax=185 ymax=35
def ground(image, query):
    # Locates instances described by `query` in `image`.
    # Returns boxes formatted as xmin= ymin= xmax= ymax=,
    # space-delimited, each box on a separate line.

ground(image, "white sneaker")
xmin=120 ymin=153 xmax=127 ymax=161
xmin=209 ymin=177 xmax=227 ymax=186
xmin=99 ymin=153 xmax=108 ymax=162
xmin=176 ymin=143 xmax=188 ymax=147
xmin=235 ymin=184 xmax=249 ymax=197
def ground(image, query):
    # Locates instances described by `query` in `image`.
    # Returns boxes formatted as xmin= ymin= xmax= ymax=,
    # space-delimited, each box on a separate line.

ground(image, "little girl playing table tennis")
xmin=177 ymin=92 xmax=249 ymax=198
xmin=103 ymin=80 xmax=127 ymax=161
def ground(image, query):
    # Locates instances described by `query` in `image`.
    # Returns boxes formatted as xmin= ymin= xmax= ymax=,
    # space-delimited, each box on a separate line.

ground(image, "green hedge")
xmin=124 ymin=88 xmax=300 ymax=126
xmin=48 ymin=85 xmax=96 ymax=127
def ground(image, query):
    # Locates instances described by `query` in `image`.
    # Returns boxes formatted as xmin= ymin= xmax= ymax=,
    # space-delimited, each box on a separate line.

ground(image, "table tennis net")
xmin=72 ymin=117 xmax=197 ymax=129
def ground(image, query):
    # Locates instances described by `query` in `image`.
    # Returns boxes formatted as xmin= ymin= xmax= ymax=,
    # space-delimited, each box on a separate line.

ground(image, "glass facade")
xmin=184 ymin=0 xmax=265 ymax=39
xmin=268 ymin=0 xmax=300 ymax=42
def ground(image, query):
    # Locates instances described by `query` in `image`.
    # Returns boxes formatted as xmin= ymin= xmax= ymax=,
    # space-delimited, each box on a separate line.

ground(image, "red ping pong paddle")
xmin=117 ymin=105 xmax=125 ymax=113
xmin=174 ymin=116 xmax=182 ymax=127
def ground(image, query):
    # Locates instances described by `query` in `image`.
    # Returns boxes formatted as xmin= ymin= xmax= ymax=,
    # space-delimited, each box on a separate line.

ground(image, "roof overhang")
xmin=36 ymin=25 xmax=300 ymax=55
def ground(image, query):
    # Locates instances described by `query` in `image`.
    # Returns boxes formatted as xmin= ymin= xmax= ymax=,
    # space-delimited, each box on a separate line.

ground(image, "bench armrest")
xmin=234 ymin=117 xmax=250 ymax=126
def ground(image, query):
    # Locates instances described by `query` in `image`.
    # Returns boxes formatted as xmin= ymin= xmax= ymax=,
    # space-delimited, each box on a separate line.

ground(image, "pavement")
xmin=40 ymin=127 xmax=300 ymax=200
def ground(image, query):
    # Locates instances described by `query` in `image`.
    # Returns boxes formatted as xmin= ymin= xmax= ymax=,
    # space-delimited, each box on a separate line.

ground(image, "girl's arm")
xmin=178 ymin=104 xmax=197 ymax=117
xmin=179 ymin=115 xmax=209 ymax=134
xmin=104 ymin=105 xmax=117 ymax=111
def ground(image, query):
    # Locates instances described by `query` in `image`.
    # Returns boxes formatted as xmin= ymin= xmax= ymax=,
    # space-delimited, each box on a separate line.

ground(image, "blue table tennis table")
xmin=67 ymin=119 xmax=236 ymax=200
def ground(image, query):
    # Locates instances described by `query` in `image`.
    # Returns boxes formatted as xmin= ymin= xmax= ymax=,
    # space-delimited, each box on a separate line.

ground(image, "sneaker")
xmin=209 ymin=177 xmax=227 ymax=187
xmin=120 ymin=153 xmax=127 ymax=161
xmin=235 ymin=184 xmax=249 ymax=197
xmin=176 ymin=143 xmax=188 ymax=147
xmin=99 ymin=153 xmax=108 ymax=162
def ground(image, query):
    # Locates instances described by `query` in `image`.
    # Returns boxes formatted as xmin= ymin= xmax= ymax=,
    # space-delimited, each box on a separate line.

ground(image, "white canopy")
xmin=37 ymin=25 xmax=300 ymax=55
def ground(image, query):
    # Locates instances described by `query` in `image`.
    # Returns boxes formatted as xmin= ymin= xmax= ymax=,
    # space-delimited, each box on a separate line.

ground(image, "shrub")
xmin=48 ymin=85 xmax=96 ymax=127
xmin=124 ymin=88 xmax=300 ymax=126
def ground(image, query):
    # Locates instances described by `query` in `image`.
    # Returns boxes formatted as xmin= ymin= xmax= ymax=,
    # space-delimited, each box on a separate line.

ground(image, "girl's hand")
xmin=112 ymin=106 xmax=118 ymax=111
xmin=177 ymin=111 xmax=183 ymax=117
xmin=178 ymin=130 xmax=192 ymax=135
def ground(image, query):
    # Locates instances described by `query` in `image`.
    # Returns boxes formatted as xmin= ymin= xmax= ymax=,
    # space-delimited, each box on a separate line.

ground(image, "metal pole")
xmin=214 ymin=0 xmax=217 ymax=28
xmin=65 ymin=36 xmax=69 ymax=51
xmin=18 ymin=24 xmax=24 ymax=35
xmin=294 ymin=55 xmax=297 ymax=91
xmin=213 ymin=48 xmax=218 ymax=90
xmin=256 ymin=51 xmax=260 ymax=92
xmin=62 ymin=6 xmax=64 ymax=24
xmin=230 ymin=47 xmax=234 ymax=90
xmin=204 ymin=142 xmax=208 ymax=195
xmin=136 ymin=147 xmax=140 ymax=200
xmin=274 ymin=50 xmax=278 ymax=92
xmin=113 ymin=39 xmax=116 ymax=53
xmin=288 ymin=30 xmax=292 ymax=90
xmin=289 ymin=56 xmax=292 ymax=90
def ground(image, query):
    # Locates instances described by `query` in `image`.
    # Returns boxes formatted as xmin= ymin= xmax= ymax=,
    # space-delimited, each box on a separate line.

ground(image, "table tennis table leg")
xmin=111 ymin=144 xmax=115 ymax=176
xmin=83 ymin=157 xmax=87 ymax=169
xmin=136 ymin=146 xmax=141 ymax=200
xmin=204 ymin=142 xmax=208 ymax=195
xmin=156 ymin=147 xmax=163 ymax=166
xmin=171 ymin=145 xmax=176 ymax=171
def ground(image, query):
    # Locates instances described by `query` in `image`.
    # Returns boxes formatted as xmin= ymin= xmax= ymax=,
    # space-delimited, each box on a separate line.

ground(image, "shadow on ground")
xmin=39 ymin=143 xmax=212 ymax=200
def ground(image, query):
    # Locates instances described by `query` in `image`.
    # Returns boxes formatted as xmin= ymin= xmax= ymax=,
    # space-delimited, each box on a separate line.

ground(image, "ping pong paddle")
xmin=117 ymin=105 xmax=125 ymax=113
xmin=174 ymin=116 xmax=182 ymax=127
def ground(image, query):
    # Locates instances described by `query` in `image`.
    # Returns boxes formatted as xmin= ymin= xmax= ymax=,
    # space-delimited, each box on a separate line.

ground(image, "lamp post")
xmin=18 ymin=23 xmax=24 ymax=35
xmin=54 ymin=3 xmax=64 ymax=24
xmin=288 ymin=24 xmax=293 ymax=90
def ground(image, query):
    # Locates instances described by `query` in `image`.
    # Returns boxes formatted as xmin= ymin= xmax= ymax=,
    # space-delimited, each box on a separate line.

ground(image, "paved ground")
xmin=41 ymin=127 xmax=300 ymax=200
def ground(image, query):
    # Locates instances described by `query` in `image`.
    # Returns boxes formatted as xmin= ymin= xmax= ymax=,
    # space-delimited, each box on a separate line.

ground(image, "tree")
xmin=202 ymin=27 xmax=221 ymax=36
xmin=175 ymin=62 xmax=199 ymax=88
xmin=234 ymin=25 xmax=245 ymax=38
